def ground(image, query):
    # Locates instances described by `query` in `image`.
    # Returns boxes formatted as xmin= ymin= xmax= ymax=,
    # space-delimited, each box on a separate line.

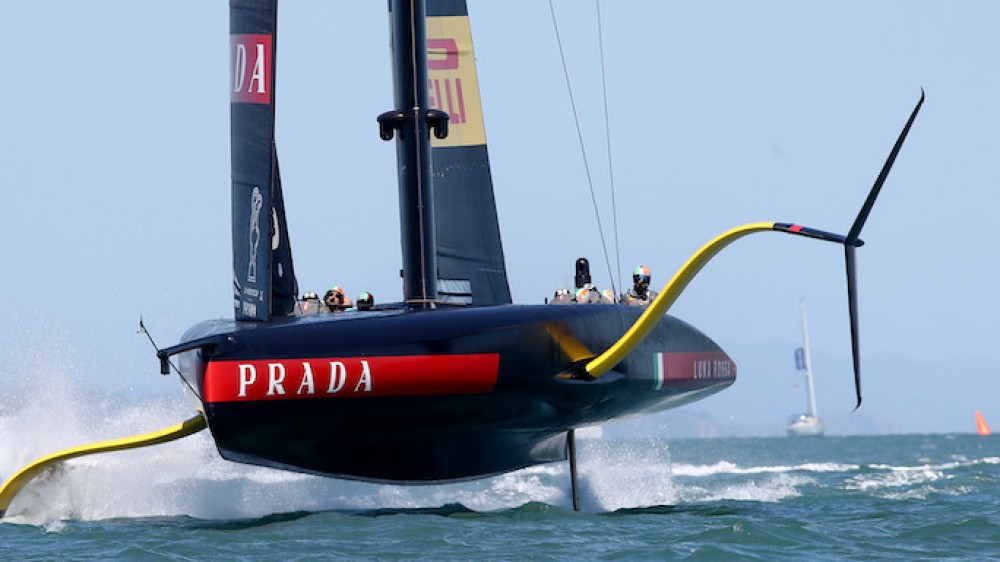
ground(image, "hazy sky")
xmin=2 ymin=1 xmax=997 ymax=435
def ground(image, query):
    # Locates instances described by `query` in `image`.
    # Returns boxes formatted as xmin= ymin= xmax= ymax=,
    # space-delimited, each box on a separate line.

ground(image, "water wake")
xmin=11 ymin=336 xmax=984 ymax=524
xmin=2 ymin=391 xmax=825 ymax=525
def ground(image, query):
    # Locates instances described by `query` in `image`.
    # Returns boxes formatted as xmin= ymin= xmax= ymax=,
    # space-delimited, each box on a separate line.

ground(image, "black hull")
xmin=173 ymin=304 xmax=735 ymax=483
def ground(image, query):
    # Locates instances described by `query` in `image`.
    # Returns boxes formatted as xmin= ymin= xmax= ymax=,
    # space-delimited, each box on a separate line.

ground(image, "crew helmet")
xmin=633 ymin=265 xmax=651 ymax=284
xmin=357 ymin=291 xmax=374 ymax=310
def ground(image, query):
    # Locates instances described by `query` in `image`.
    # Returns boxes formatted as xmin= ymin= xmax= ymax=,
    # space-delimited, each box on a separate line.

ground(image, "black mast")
xmin=380 ymin=0 xmax=447 ymax=307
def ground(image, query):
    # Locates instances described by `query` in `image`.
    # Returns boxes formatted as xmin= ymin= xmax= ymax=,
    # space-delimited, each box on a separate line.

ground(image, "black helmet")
xmin=357 ymin=291 xmax=374 ymax=311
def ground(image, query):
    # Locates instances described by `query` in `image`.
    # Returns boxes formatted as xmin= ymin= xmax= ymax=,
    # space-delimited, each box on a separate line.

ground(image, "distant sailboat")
xmin=788 ymin=299 xmax=825 ymax=437
xmin=975 ymin=411 xmax=992 ymax=436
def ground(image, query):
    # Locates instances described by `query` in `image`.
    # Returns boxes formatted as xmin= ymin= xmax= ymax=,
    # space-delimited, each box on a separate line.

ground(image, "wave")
xmin=2 ymin=395 xmax=824 ymax=524
xmin=868 ymin=456 xmax=1000 ymax=473
xmin=843 ymin=456 xmax=999 ymax=499
xmin=670 ymin=460 xmax=859 ymax=477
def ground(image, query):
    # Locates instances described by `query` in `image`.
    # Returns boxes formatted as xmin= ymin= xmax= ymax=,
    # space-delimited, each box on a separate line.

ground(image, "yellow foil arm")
xmin=0 ymin=414 xmax=207 ymax=517
xmin=584 ymin=222 xmax=776 ymax=379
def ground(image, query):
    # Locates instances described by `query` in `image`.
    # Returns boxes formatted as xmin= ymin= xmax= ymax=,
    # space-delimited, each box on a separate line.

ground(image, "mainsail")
xmin=230 ymin=0 xmax=297 ymax=320
xmin=425 ymin=1 xmax=511 ymax=305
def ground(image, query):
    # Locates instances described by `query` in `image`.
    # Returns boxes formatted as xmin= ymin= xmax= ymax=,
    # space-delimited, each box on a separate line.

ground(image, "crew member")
xmin=356 ymin=291 xmax=375 ymax=311
xmin=550 ymin=288 xmax=573 ymax=304
xmin=573 ymin=257 xmax=601 ymax=303
xmin=299 ymin=291 xmax=322 ymax=314
xmin=575 ymin=284 xmax=601 ymax=304
xmin=624 ymin=265 xmax=658 ymax=307
xmin=324 ymin=286 xmax=352 ymax=311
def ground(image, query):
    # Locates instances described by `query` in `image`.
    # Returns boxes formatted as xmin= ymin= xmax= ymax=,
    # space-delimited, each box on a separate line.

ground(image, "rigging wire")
xmin=596 ymin=0 xmax=623 ymax=296
xmin=548 ymin=0 xmax=618 ymax=298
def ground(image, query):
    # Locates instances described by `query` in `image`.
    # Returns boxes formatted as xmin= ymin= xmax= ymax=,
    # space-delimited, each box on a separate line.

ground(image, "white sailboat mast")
xmin=800 ymin=298 xmax=819 ymax=418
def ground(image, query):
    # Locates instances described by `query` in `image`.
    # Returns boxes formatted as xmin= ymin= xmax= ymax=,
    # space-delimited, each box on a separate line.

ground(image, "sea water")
xmin=2 ymin=390 xmax=999 ymax=559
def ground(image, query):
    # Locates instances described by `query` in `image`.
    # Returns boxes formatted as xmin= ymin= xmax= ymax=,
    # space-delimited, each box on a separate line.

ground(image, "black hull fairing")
xmin=171 ymin=305 xmax=735 ymax=483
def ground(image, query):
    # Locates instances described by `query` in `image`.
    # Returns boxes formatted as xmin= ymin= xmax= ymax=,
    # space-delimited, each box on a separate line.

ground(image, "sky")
xmin=1 ymin=1 xmax=998 ymax=436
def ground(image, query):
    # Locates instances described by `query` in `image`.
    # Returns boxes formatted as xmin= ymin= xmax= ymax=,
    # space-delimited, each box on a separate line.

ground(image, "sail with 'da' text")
xmin=230 ymin=0 xmax=298 ymax=321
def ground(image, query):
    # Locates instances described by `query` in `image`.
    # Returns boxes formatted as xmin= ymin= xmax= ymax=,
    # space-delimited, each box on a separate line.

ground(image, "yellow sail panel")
xmin=426 ymin=15 xmax=487 ymax=148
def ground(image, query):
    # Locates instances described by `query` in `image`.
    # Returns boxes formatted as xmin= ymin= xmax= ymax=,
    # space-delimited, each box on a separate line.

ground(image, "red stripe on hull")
xmin=205 ymin=354 xmax=500 ymax=403
xmin=659 ymin=351 xmax=736 ymax=382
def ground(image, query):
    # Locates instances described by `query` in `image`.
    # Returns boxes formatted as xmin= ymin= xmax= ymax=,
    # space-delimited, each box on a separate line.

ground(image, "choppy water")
xmin=1 ymin=394 xmax=998 ymax=560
